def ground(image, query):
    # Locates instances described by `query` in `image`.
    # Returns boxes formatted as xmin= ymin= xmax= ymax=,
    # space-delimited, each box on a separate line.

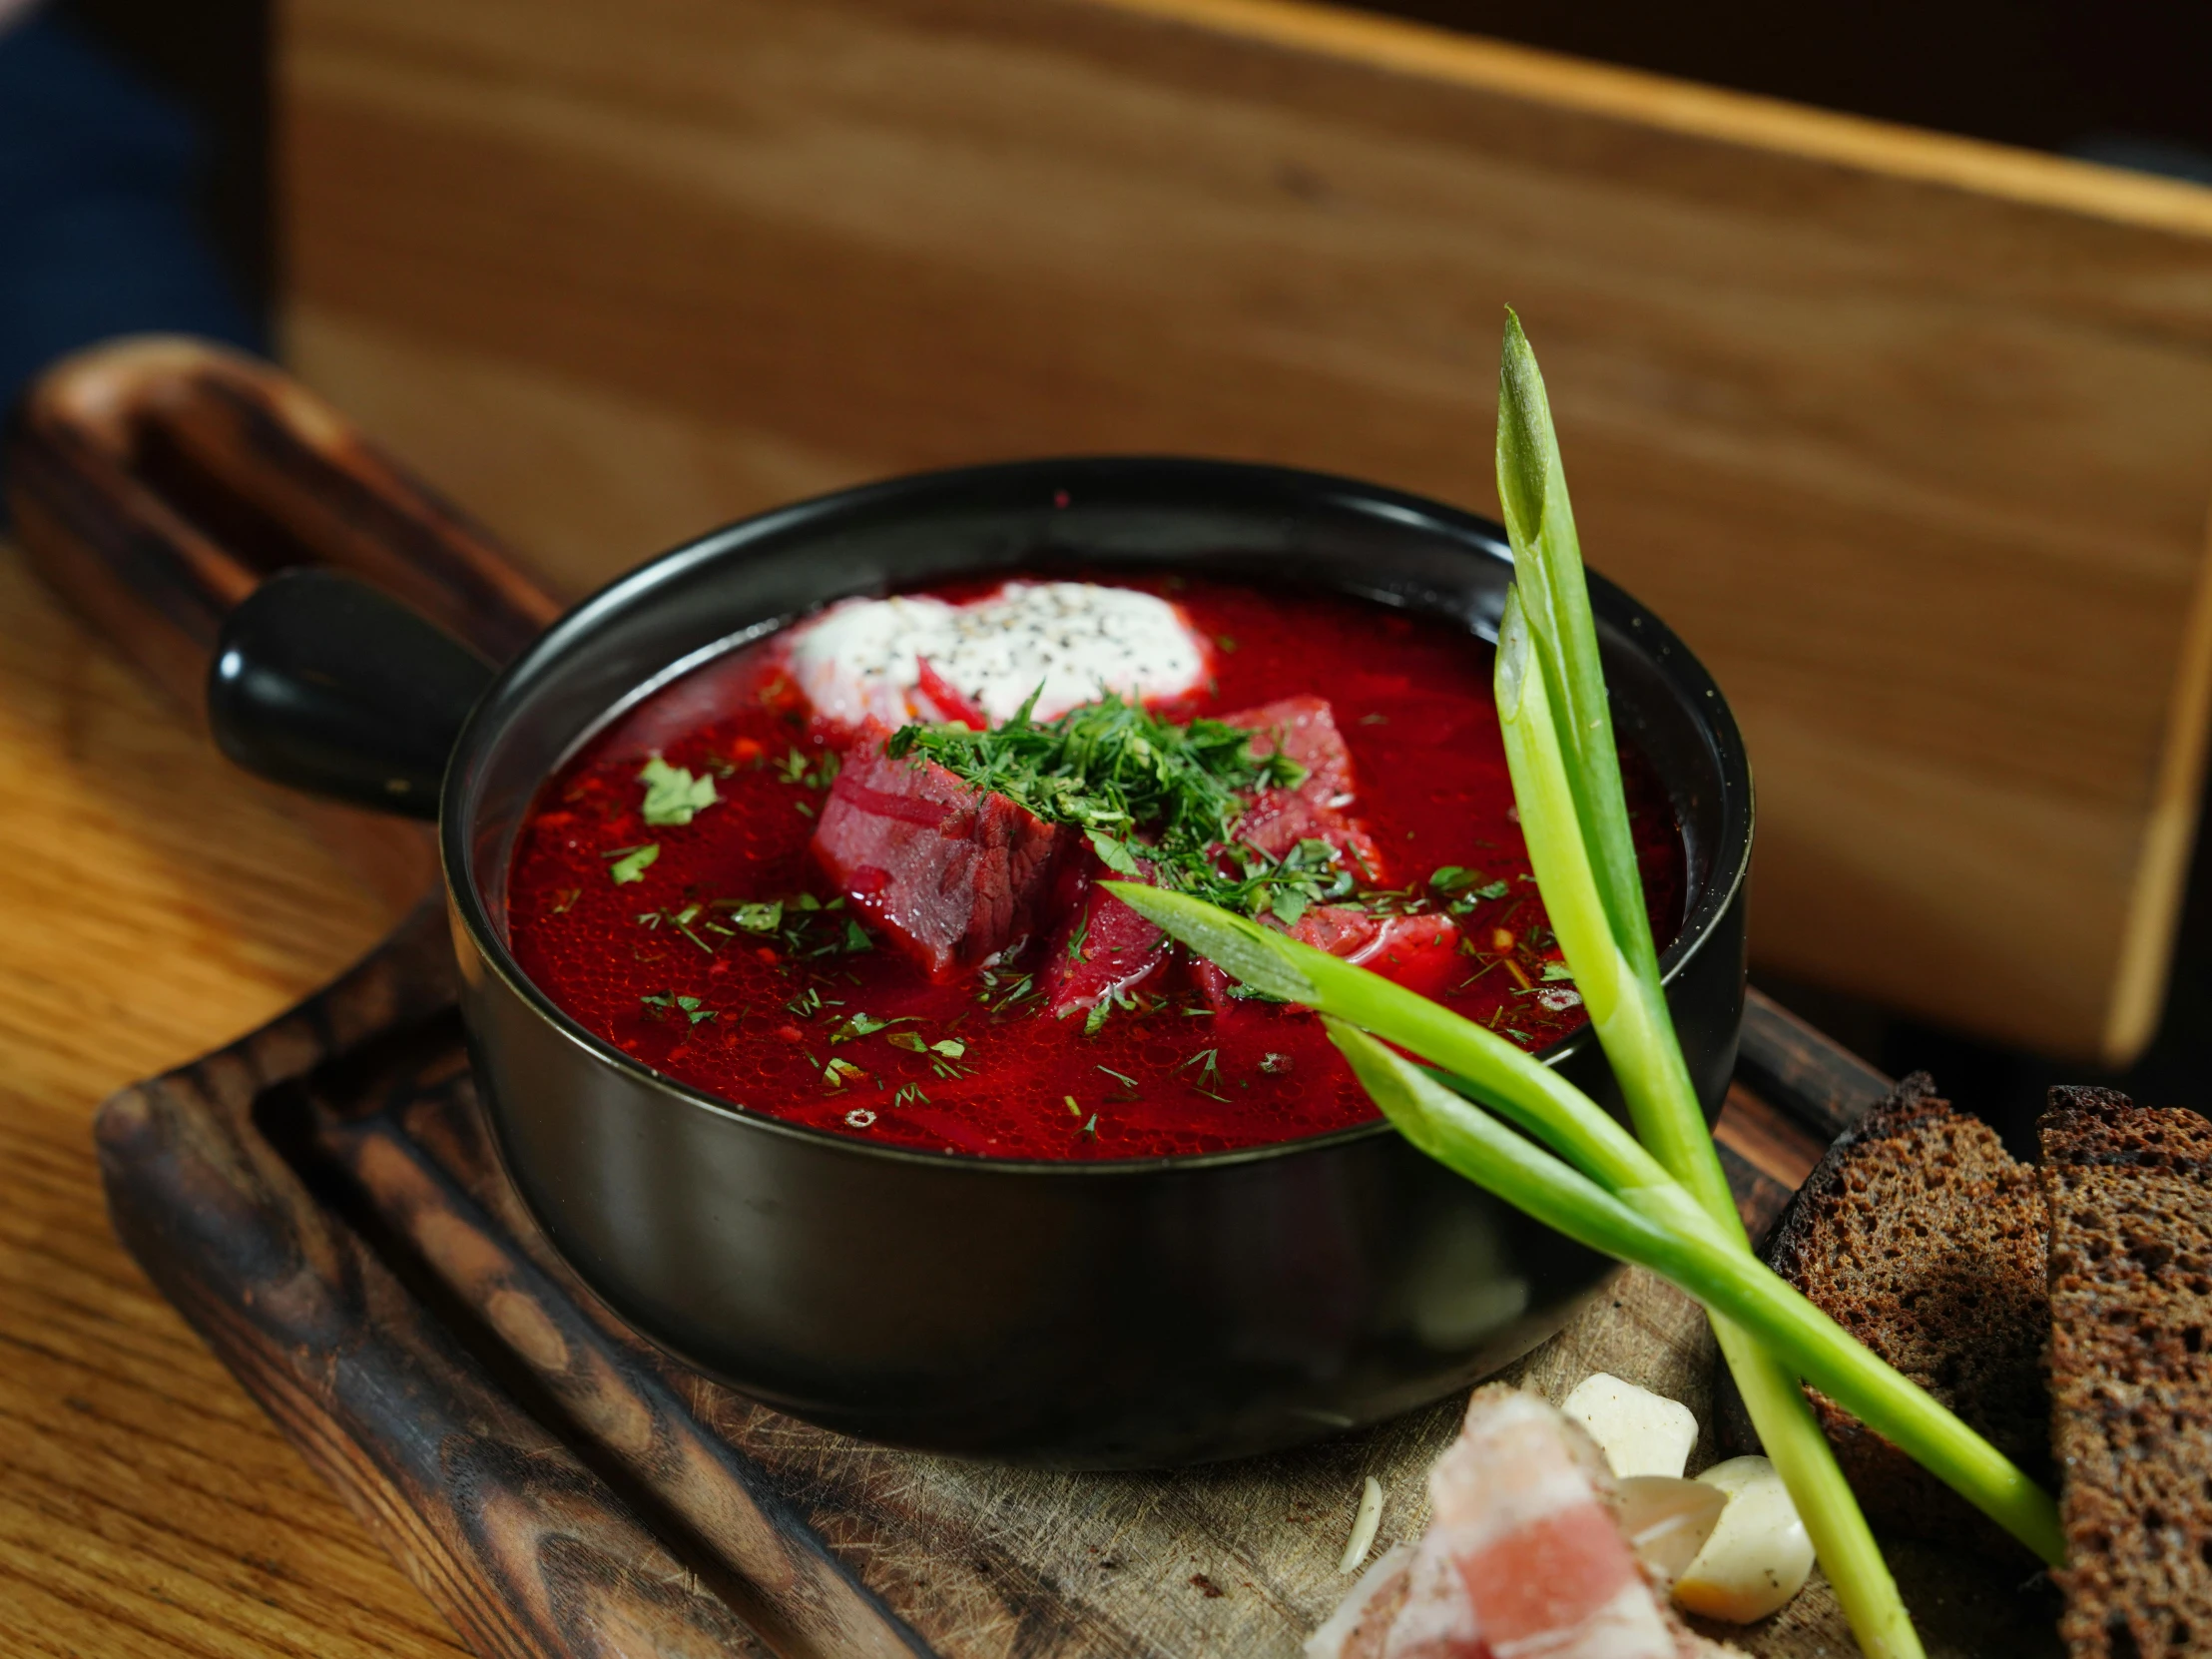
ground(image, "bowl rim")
xmin=441 ymin=455 xmax=1753 ymax=1178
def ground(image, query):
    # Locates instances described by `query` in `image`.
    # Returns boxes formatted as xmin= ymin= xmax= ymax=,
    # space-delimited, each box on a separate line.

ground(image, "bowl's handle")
xmin=3 ymin=335 xmax=560 ymax=715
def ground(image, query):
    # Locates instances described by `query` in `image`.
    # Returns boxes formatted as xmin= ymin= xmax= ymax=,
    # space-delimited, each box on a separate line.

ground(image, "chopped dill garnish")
xmin=978 ymin=969 xmax=1041 ymax=1015
xmin=1177 ymin=1046 xmax=1227 ymax=1099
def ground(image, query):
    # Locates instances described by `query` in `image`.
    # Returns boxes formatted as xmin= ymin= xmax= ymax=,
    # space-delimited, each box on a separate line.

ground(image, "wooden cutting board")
xmin=94 ymin=909 xmax=2062 ymax=1659
xmin=10 ymin=336 xmax=2061 ymax=1658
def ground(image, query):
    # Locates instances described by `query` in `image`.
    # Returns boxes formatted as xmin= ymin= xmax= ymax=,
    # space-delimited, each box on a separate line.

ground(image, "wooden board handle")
xmin=3 ymin=335 xmax=561 ymax=713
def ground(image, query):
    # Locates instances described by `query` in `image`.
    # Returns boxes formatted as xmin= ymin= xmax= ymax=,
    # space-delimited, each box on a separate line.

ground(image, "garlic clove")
xmin=1612 ymin=1474 xmax=1728 ymax=1587
xmin=1561 ymin=1372 xmax=1700 ymax=1478
xmin=1672 ymin=1455 xmax=1816 ymax=1623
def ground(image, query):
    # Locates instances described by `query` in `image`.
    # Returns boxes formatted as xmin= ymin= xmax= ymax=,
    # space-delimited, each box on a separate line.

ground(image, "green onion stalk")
xmin=1098 ymin=309 xmax=2063 ymax=1657
xmin=1493 ymin=308 xmax=1924 ymax=1658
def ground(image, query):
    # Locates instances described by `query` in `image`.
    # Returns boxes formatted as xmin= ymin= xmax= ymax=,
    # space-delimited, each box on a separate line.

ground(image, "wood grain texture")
xmin=96 ymin=911 xmax=773 ymax=1659
xmin=1736 ymin=987 xmax=1895 ymax=1144
xmin=0 ymin=541 xmax=450 ymax=1659
xmin=279 ymin=0 xmax=2212 ymax=1062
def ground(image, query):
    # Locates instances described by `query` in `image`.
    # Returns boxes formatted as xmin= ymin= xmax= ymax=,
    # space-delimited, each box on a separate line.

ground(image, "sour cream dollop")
xmin=786 ymin=581 xmax=1209 ymax=731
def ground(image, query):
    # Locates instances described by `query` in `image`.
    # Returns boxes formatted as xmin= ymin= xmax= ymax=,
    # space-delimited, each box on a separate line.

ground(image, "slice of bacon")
xmin=1430 ymin=1388 xmax=1675 ymax=1659
xmin=1309 ymin=1388 xmax=1748 ymax=1659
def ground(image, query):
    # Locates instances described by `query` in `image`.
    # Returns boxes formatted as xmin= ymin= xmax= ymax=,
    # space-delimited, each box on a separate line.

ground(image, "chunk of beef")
xmin=812 ymin=739 xmax=1074 ymax=979
xmin=1043 ymin=854 xmax=1172 ymax=1017
xmin=1226 ymin=696 xmax=1385 ymax=877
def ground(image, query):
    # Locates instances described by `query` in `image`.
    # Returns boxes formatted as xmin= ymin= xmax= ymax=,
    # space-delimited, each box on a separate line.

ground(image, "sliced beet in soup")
xmin=504 ymin=576 xmax=1686 ymax=1161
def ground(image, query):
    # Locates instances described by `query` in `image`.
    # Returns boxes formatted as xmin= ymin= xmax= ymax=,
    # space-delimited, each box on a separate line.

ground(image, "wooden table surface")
xmin=0 ymin=540 xmax=461 ymax=1658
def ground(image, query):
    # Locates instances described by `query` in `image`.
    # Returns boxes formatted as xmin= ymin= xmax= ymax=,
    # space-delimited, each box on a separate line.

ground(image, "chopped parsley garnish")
xmin=724 ymin=899 xmax=784 ymax=933
xmin=712 ymin=891 xmax=870 ymax=961
xmin=606 ymin=843 xmax=660 ymax=884
xmin=778 ymin=747 xmax=841 ymax=791
xmin=641 ymin=991 xmax=716 ymax=1025
xmin=1429 ymin=864 xmax=1510 ymax=912
xmin=638 ymin=754 xmax=718 ymax=827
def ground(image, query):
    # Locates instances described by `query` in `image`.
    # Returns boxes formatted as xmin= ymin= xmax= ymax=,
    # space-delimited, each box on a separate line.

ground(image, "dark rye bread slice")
xmin=1740 ymin=1072 xmax=2052 ymax=1551
xmin=2040 ymin=1087 xmax=2212 ymax=1659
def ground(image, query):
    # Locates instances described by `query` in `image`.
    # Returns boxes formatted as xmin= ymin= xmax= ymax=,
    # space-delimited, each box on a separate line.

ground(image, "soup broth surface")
xmin=506 ymin=576 xmax=1685 ymax=1160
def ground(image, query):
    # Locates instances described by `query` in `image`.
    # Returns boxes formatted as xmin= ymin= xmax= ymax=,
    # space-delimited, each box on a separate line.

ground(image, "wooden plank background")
xmin=277 ymin=0 xmax=2212 ymax=1062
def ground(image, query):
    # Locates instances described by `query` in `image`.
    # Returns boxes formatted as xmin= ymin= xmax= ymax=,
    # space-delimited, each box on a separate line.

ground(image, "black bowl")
xmin=220 ymin=456 xmax=1752 ymax=1466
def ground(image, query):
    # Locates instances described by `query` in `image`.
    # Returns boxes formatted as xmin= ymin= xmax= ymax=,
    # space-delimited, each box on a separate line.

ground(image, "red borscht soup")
xmin=506 ymin=576 xmax=1684 ymax=1160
